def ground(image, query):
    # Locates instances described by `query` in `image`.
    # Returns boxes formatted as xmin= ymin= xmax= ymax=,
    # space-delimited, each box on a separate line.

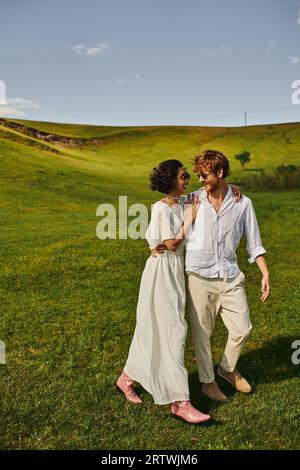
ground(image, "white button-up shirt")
xmin=185 ymin=186 xmax=266 ymax=278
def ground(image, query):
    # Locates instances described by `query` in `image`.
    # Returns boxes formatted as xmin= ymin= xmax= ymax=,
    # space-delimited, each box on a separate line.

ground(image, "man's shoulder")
xmin=239 ymin=193 xmax=253 ymax=207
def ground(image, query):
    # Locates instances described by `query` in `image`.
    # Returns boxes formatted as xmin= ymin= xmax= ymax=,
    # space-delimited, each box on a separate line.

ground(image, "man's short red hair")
xmin=193 ymin=150 xmax=229 ymax=178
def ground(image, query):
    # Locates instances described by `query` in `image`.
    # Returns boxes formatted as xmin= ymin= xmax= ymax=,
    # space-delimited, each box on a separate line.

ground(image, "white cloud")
xmin=116 ymin=74 xmax=141 ymax=84
xmin=73 ymin=43 xmax=109 ymax=56
xmin=201 ymin=45 xmax=233 ymax=56
xmin=219 ymin=44 xmax=233 ymax=54
xmin=73 ymin=44 xmax=85 ymax=54
xmin=0 ymin=96 xmax=42 ymax=118
xmin=0 ymin=106 xmax=26 ymax=117
xmin=6 ymin=97 xmax=41 ymax=109
xmin=267 ymin=40 xmax=276 ymax=46
xmin=287 ymin=56 xmax=299 ymax=65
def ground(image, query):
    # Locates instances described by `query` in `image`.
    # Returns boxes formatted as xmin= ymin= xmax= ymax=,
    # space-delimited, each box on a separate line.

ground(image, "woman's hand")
xmin=151 ymin=244 xmax=167 ymax=257
xmin=191 ymin=196 xmax=201 ymax=223
xmin=185 ymin=194 xmax=201 ymax=224
xmin=230 ymin=184 xmax=242 ymax=203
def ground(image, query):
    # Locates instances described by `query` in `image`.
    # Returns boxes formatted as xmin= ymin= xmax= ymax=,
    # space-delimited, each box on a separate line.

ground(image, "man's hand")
xmin=230 ymin=184 xmax=242 ymax=203
xmin=151 ymin=244 xmax=167 ymax=257
xmin=261 ymin=274 xmax=270 ymax=302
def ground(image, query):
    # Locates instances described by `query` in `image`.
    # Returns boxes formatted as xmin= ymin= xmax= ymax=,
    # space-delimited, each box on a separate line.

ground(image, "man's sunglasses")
xmin=197 ymin=172 xmax=211 ymax=180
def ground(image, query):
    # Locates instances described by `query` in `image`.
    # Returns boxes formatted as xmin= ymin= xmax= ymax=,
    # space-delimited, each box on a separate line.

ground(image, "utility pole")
xmin=244 ymin=111 xmax=247 ymax=126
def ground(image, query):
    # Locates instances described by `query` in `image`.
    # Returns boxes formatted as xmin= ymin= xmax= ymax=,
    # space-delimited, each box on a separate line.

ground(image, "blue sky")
xmin=0 ymin=0 xmax=300 ymax=126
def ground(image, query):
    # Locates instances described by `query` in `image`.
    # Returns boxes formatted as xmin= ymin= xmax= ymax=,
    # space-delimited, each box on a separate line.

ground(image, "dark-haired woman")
xmin=117 ymin=159 xmax=210 ymax=424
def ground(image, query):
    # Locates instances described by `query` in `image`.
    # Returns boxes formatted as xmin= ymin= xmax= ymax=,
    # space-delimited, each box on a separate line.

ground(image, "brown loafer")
xmin=217 ymin=366 xmax=252 ymax=393
xmin=201 ymin=380 xmax=228 ymax=403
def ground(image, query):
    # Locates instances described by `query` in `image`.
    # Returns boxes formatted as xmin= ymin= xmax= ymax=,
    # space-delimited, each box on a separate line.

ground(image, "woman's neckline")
xmin=159 ymin=196 xmax=185 ymax=207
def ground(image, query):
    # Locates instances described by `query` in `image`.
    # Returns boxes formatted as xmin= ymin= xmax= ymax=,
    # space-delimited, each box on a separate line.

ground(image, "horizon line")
xmin=2 ymin=117 xmax=300 ymax=129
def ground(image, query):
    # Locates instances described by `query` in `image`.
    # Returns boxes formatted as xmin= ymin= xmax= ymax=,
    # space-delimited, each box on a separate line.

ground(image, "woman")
xmin=117 ymin=159 xmax=210 ymax=424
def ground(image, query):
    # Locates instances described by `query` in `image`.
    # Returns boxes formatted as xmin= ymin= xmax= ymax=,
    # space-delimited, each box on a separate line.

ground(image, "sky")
xmin=0 ymin=0 xmax=300 ymax=126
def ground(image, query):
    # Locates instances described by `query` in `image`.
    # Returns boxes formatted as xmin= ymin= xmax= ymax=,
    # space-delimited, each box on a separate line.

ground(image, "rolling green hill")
xmin=2 ymin=118 xmax=300 ymax=180
xmin=0 ymin=118 xmax=299 ymax=450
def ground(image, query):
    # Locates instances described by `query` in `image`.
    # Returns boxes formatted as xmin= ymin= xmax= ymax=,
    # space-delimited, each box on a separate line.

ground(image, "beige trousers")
xmin=187 ymin=271 xmax=252 ymax=383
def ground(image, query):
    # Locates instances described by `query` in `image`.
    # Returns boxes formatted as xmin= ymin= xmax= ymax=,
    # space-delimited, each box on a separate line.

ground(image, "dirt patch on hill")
xmin=0 ymin=119 xmax=109 ymax=147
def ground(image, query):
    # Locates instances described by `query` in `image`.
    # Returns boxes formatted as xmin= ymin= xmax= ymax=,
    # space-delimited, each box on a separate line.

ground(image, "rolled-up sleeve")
xmin=244 ymin=200 xmax=266 ymax=263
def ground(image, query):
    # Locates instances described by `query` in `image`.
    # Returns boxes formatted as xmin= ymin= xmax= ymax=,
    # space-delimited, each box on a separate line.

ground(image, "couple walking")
xmin=117 ymin=150 xmax=270 ymax=424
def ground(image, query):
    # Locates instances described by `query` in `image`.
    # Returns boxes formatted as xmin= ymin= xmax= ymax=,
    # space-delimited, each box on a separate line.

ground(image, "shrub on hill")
xmin=238 ymin=164 xmax=300 ymax=190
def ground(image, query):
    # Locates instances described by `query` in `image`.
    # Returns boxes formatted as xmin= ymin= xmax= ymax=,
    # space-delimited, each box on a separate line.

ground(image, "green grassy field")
xmin=0 ymin=118 xmax=299 ymax=449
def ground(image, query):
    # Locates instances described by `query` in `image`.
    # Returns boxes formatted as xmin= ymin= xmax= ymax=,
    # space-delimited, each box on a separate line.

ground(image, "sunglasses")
xmin=178 ymin=171 xmax=190 ymax=181
xmin=197 ymin=172 xmax=211 ymax=180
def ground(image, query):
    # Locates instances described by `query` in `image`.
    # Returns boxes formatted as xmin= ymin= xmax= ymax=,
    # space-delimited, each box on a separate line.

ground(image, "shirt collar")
xmin=199 ymin=185 xmax=233 ymax=201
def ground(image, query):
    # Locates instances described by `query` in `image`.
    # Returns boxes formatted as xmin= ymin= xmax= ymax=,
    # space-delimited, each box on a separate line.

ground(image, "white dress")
xmin=124 ymin=200 xmax=190 ymax=405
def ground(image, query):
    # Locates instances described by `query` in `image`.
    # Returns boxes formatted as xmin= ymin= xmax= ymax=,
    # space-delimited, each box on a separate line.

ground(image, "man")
xmin=185 ymin=149 xmax=270 ymax=402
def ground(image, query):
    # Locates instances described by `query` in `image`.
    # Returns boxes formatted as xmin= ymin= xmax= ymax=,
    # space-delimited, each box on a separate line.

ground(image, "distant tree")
xmin=235 ymin=150 xmax=251 ymax=169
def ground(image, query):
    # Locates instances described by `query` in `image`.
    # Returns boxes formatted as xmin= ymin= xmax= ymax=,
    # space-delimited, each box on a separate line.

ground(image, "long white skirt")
xmin=124 ymin=252 xmax=190 ymax=405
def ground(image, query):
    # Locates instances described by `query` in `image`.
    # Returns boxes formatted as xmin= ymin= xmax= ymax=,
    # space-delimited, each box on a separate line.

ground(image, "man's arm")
xmin=255 ymin=255 xmax=270 ymax=302
xmin=244 ymin=200 xmax=270 ymax=302
xmin=244 ymin=200 xmax=266 ymax=263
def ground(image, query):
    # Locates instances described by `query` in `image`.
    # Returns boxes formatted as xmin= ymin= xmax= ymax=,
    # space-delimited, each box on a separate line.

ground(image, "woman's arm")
xmin=230 ymin=184 xmax=242 ymax=202
xmin=160 ymin=198 xmax=200 ymax=252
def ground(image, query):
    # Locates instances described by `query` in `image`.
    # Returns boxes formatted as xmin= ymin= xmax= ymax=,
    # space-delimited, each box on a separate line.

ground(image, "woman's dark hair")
xmin=150 ymin=159 xmax=183 ymax=193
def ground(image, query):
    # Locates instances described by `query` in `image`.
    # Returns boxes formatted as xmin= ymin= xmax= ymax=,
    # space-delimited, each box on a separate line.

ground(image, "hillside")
xmin=0 ymin=117 xmax=299 ymax=450
xmin=1 ymin=119 xmax=300 ymax=184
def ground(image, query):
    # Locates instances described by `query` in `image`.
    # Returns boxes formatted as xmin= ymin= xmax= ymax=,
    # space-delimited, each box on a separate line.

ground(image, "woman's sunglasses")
xmin=178 ymin=170 xmax=190 ymax=181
